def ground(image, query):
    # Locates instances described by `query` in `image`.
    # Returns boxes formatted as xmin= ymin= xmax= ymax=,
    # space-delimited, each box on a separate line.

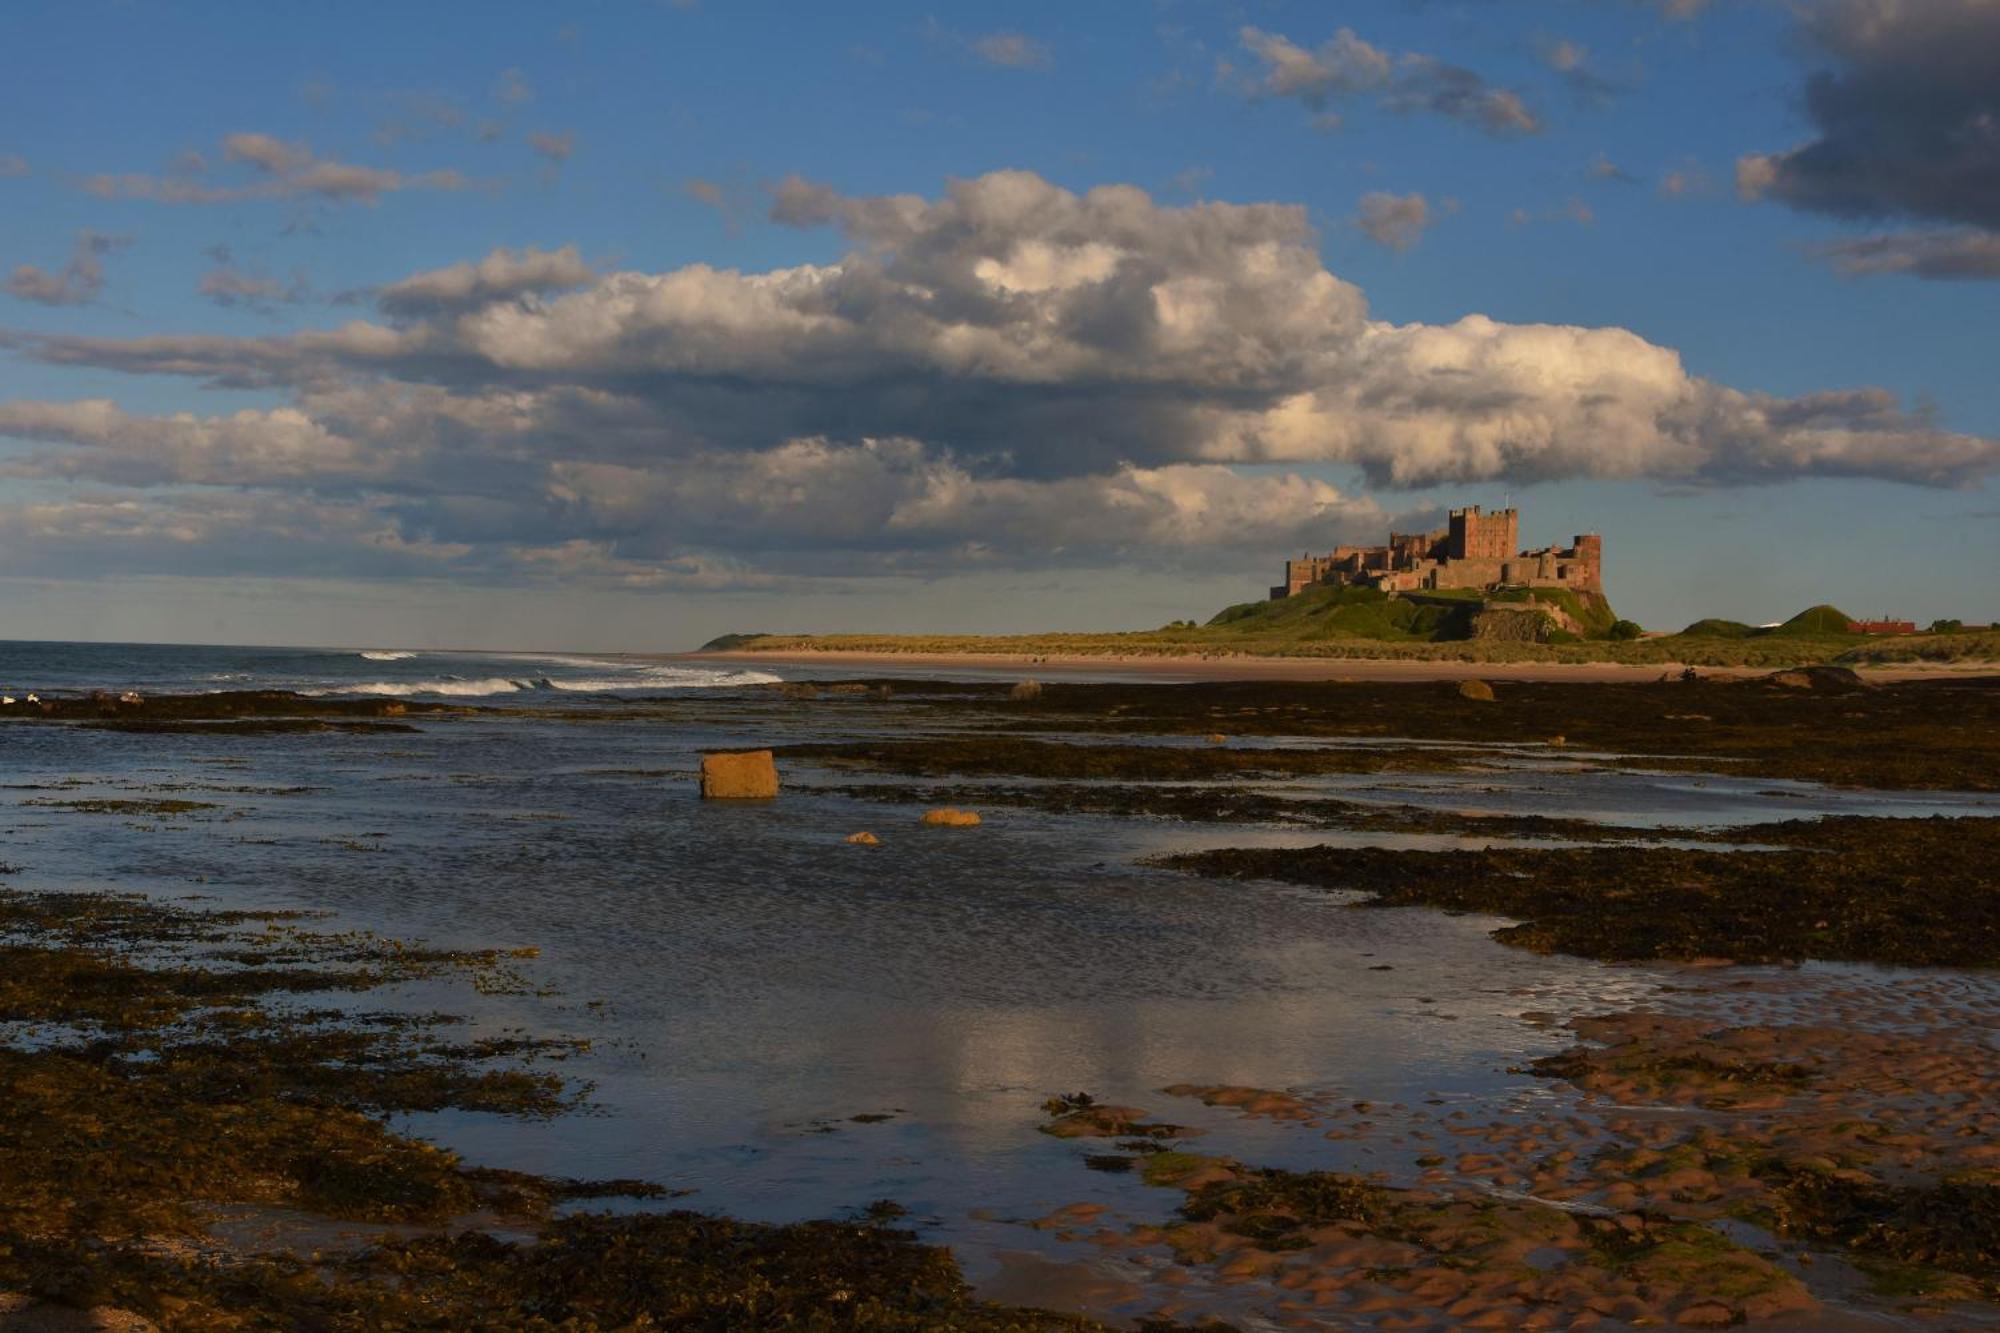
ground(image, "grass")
xmin=703 ymin=596 xmax=1996 ymax=667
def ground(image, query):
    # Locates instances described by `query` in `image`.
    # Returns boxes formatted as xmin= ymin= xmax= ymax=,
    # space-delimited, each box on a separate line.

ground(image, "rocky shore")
xmin=1 ymin=672 xmax=1995 ymax=1328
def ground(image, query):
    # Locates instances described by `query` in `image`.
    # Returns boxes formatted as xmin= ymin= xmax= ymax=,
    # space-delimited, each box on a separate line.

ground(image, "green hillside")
xmin=701 ymin=595 xmax=1996 ymax=667
xmin=1206 ymin=584 xmax=1617 ymax=643
xmin=1770 ymin=604 xmax=1854 ymax=636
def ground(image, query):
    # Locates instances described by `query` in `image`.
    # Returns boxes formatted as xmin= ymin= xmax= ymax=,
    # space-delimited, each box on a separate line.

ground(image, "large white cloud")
xmin=1 ymin=170 xmax=1994 ymax=586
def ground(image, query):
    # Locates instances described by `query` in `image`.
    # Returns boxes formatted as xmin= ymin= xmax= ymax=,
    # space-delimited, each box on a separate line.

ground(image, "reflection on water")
xmin=1 ymin=688 xmax=1991 ymax=1320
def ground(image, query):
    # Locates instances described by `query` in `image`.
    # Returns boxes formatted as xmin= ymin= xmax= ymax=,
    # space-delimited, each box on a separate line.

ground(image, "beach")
xmin=1 ymin=646 xmax=1996 ymax=1328
xmin=684 ymin=646 xmax=1991 ymax=684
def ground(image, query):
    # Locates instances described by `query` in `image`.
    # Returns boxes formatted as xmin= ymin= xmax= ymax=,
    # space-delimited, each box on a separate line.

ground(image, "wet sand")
xmin=681 ymin=647 xmax=1987 ymax=684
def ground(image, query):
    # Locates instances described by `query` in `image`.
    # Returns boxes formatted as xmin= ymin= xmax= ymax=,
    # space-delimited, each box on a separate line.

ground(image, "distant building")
xmin=1271 ymin=506 xmax=1602 ymax=600
xmin=1846 ymin=619 xmax=1916 ymax=635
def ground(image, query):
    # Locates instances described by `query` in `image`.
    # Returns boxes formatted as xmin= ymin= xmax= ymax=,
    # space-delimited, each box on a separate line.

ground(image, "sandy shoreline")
xmin=677 ymin=647 xmax=1990 ymax=684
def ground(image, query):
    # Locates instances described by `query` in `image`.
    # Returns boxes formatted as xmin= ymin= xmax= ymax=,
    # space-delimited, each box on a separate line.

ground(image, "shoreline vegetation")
xmin=4 ymin=672 xmax=1998 ymax=1326
xmin=699 ymin=595 xmax=2000 ymax=668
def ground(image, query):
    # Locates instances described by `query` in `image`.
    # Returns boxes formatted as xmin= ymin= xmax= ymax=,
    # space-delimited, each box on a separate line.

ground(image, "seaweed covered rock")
xmin=1457 ymin=678 xmax=1496 ymax=702
xmin=1762 ymin=665 xmax=1866 ymax=692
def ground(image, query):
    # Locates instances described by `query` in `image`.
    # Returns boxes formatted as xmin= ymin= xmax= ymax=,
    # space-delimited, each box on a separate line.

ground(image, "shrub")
xmin=1608 ymin=619 xmax=1644 ymax=641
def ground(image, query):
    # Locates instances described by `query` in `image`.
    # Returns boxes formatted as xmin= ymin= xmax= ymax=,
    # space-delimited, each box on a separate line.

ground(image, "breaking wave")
xmin=316 ymin=666 xmax=780 ymax=698
xmin=359 ymin=650 xmax=417 ymax=661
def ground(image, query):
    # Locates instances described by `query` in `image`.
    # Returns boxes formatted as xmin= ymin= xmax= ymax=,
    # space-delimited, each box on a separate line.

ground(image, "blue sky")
xmin=1 ymin=0 xmax=1995 ymax=648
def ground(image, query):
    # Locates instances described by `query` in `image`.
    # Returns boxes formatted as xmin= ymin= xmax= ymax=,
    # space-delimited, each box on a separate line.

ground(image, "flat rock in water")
xmin=921 ymin=808 xmax=981 ymax=827
xmin=700 ymin=750 xmax=779 ymax=799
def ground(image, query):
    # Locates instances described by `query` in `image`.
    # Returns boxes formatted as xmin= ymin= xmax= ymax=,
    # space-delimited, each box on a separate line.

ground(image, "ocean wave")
xmin=358 ymin=650 xmax=417 ymax=661
xmin=309 ymin=667 xmax=779 ymax=698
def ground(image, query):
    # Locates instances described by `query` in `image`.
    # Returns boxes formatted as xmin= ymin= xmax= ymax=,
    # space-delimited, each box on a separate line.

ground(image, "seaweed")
xmin=1158 ymin=815 xmax=2000 ymax=967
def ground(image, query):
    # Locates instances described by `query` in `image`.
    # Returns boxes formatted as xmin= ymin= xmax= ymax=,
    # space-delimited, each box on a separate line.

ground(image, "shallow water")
xmin=3 ymin=650 xmax=1995 ymax=1326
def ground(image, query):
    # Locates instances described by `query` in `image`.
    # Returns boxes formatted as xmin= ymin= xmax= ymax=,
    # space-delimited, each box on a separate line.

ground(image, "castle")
xmin=1271 ymin=506 xmax=1602 ymax=600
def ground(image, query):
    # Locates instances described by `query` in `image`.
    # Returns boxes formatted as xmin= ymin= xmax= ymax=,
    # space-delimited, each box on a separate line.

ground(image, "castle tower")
xmin=1447 ymin=506 xmax=1519 ymax=561
xmin=1570 ymin=534 xmax=1603 ymax=589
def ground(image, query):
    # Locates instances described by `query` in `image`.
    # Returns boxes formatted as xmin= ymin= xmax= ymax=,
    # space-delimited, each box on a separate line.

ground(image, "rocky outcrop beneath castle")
xmin=1467 ymin=606 xmax=1554 ymax=642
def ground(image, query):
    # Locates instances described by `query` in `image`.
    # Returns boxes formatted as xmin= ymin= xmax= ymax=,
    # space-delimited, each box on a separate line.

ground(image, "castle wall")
xmin=1274 ymin=512 xmax=1602 ymax=601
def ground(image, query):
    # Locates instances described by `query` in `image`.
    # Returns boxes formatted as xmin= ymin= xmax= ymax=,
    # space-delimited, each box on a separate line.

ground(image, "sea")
xmin=4 ymin=638 xmax=1990 ymax=1324
xmin=0 ymin=638 xmax=784 ymax=700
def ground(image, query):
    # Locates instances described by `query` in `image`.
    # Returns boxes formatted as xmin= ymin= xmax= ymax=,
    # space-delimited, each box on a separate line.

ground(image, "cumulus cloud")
xmin=80 ymin=132 xmax=470 ymax=205
xmin=1237 ymin=26 xmax=1541 ymax=137
xmin=1739 ymin=0 xmax=2000 ymax=278
xmin=1354 ymin=192 xmax=1432 ymax=251
xmin=2 ymin=170 xmax=1993 ymax=588
xmin=5 ymin=232 xmax=130 ymax=306
xmin=1811 ymin=229 xmax=2000 ymax=280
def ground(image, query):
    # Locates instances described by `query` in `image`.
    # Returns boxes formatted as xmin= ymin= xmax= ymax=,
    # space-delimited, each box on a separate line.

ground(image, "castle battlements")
xmin=1271 ymin=506 xmax=1602 ymax=600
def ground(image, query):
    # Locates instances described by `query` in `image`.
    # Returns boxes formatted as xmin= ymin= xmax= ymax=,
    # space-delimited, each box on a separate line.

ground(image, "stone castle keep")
xmin=1272 ymin=506 xmax=1602 ymax=600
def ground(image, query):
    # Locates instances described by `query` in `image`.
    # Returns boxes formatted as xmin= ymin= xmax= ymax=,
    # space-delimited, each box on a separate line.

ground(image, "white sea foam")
xmin=312 ymin=666 xmax=778 ymax=698
xmin=358 ymin=650 xmax=417 ymax=661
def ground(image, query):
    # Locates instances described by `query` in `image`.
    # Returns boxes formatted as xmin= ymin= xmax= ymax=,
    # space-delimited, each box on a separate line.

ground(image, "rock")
xmin=920 ymin=808 xmax=981 ymax=827
xmin=1675 ymin=1302 xmax=1738 ymax=1327
xmin=844 ymin=831 xmax=880 ymax=845
xmin=1009 ymin=679 xmax=1043 ymax=702
xmin=1458 ymin=678 xmax=1496 ymax=702
xmin=1548 ymin=734 xmax=1566 ymax=746
xmin=1206 ymin=733 xmax=1227 ymax=744
xmin=1763 ymin=665 xmax=1866 ymax=692
xmin=699 ymin=750 xmax=779 ymax=799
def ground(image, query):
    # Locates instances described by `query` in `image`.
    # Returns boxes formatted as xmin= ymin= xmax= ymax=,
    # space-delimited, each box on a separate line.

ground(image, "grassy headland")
xmin=703 ymin=594 xmax=1998 ymax=667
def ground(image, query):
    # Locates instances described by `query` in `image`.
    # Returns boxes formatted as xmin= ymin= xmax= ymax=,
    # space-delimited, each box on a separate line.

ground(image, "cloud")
xmin=970 ymin=31 xmax=1051 ymax=71
xmin=199 ymin=263 xmax=311 ymax=312
xmin=1589 ymin=153 xmax=1640 ymax=185
xmin=3 ymin=171 xmax=1993 ymax=588
xmin=1237 ymin=26 xmax=1541 ymax=137
xmin=5 ymin=232 xmax=130 ymax=306
xmin=1738 ymin=0 xmax=2000 ymax=230
xmin=226 ymin=131 xmax=313 ymax=175
xmin=80 ymin=133 xmax=470 ymax=206
xmin=528 ymin=130 xmax=575 ymax=164
xmin=1811 ymin=229 xmax=2000 ymax=280
xmin=495 ymin=68 xmax=533 ymax=106
xmin=373 ymin=244 xmax=594 ymax=318
xmin=0 ymin=154 xmax=26 ymax=178
xmin=1659 ymin=162 xmax=1712 ymax=197
xmin=1511 ymin=198 xmax=1595 ymax=227
xmin=925 ymin=21 xmax=1052 ymax=72
xmin=1539 ymin=38 xmax=1621 ymax=107
xmin=1354 ymin=191 xmax=1432 ymax=251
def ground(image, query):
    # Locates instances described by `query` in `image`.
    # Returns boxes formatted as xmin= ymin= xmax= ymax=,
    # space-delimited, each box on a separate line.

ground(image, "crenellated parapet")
xmin=1272 ymin=506 xmax=1603 ymax=600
